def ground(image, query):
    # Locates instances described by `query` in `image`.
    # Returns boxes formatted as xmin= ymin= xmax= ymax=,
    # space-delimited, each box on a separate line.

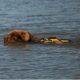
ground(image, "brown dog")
xmin=4 ymin=30 xmax=42 ymax=44
xmin=4 ymin=30 xmax=31 ymax=43
xmin=4 ymin=30 xmax=71 ymax=44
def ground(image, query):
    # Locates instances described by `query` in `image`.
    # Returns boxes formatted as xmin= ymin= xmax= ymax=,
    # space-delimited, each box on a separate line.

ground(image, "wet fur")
xmin=4 ymin=30 xmax=31 ymax=43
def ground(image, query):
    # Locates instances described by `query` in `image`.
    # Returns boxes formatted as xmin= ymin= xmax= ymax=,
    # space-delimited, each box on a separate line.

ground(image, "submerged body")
xmin=41 ymin=37 xmax=71 ymax=44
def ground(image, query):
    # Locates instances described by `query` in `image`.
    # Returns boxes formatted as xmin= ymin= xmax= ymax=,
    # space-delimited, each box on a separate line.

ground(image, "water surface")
xmin=0 ymin=0 xmax=80 ymax=79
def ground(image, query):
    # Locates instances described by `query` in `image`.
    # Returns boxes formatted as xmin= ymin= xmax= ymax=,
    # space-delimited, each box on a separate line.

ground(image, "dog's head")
xmin=4 ymin=30 xmax=31 ymax=44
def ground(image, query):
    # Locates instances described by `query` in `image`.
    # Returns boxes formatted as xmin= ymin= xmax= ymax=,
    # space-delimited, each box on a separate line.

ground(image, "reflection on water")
xmin=4 ymin=42 xmax=30 ymax=49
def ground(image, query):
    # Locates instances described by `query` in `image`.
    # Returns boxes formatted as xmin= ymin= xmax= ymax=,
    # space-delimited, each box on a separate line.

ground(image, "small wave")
xmin=27 ymin=14 xmax=53 ymax=18
xmin=0 ymin=67 xmax=10 ymax=71
xmin=0 ymin=14 xmax=8 ymax=16
xmin=14 ymin=68 xmax=31 ymax=71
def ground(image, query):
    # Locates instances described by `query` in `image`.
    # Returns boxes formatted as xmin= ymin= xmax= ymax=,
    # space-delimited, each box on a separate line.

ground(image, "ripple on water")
xmin=0 ymin=0 xmax=80 ymax=79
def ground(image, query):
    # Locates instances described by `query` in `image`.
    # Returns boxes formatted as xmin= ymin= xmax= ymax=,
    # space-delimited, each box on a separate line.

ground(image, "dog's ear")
xmin=9 ymin=32 xmax=20 ymax=41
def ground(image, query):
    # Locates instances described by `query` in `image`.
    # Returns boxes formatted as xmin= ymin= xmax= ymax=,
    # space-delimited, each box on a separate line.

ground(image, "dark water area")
xmin=0 ymin=0 xmax=80 ymax=79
